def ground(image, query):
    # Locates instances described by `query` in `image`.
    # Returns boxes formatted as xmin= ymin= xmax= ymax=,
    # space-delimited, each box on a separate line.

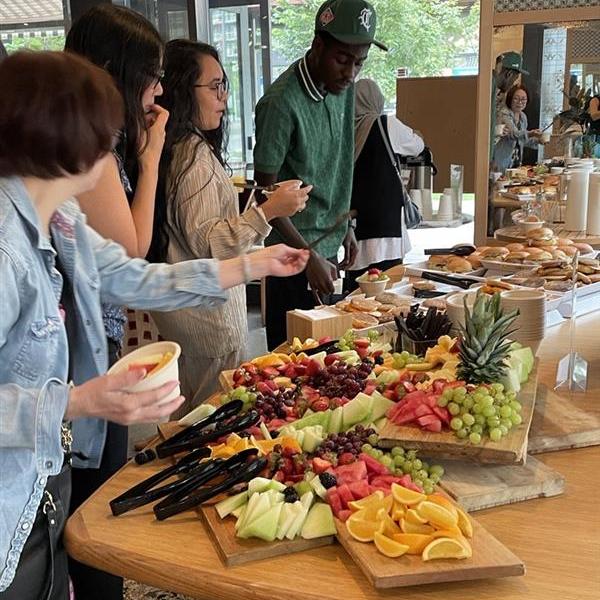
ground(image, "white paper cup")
xmin=446 ymin=291 xmax=477 ymax=333
xmin=495 ymin=124 xmax=506 ymax=137
xmin=263 ymin=179 xmax=303 ymax=198
xmin=108 ymin=341 xmax=182 ymax=406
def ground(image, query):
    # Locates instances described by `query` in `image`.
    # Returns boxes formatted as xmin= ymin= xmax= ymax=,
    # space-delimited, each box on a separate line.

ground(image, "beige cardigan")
xmin=152 ymin=137 xmax=271 ymax=358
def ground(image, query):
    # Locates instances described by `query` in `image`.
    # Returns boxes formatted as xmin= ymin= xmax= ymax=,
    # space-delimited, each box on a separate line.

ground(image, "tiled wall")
xmin=495 ymin=0 xmax=600 ymax=11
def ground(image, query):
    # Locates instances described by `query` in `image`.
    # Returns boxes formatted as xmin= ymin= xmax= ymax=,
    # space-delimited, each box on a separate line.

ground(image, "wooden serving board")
xmin=199 ymin=504 xmax=334 ymax=567
xmin=219 ymin=369 xmax=234 ymax=392
xmin=335 ymin=516 xmax=524 ymax=589
xmin=377 ymin=364 xmax=538 ymax=465
xmin=439 ymin=455 xmax=565 ymax=512
xmin=156 ymin=422 xmax=335 ymax=567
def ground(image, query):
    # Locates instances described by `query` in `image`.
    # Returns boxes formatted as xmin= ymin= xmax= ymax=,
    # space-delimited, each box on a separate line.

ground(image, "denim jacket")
xmin=493 ymin=108 xmax=538 ymax=173
xmin=0 ymin=176 xmax=228 ymax=591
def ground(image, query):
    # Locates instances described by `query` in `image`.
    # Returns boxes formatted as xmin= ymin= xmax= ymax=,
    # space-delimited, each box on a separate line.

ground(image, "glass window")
xmin=113 ymin=0 xmax=190 ymax=41
xmin=0 ymin=0 xmax=66 ymax=54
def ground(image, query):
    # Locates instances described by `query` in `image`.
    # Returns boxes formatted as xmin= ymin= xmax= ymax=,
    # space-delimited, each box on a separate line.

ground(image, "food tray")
xmin=406 ymin=260 xmax=486 ymax=278
xmin=480 ymin=258 xmax=537 ymax=274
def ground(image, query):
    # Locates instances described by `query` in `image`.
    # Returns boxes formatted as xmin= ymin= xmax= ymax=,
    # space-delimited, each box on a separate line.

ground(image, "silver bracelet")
xmin=240 ymin=254 xmax=252 ymax=283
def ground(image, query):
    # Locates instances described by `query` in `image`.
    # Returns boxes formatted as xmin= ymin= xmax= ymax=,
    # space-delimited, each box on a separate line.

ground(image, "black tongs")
xmin=154 ymin=450 xmax=267 ymax=521
xmin=155 ymin=400 xmax=260 ymax=458
xmin=419 ymin=270 xmax=480 ymax=290
xmin=110 ymin=447 xmax=215 ymax=516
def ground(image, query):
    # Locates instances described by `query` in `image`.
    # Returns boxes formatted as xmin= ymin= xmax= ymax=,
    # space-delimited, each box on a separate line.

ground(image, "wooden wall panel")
xmin=396 ymin=76 xmax=477 ymax=193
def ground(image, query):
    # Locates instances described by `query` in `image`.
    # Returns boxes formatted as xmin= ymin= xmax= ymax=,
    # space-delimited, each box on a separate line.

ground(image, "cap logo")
xmin=320 ymin=7 xmax=335 ymax=26
xmin=358 ymin=8 xmax=373 ymax=32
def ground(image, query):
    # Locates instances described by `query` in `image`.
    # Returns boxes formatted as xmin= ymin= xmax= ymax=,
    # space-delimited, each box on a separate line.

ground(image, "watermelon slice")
xmin=417 ymin=414 xmax=442 ymax=432
xmin=334 ymin=461 xmax=367 ymax=484
xmin=414 ymin=404 xmax=434 ymax=418
xmin=337 ymin=509 xmax=352 ymax=523
xmin=312 ymin=457 xmax=333 ymax=474
xmin=359 ymin=454 xmax=390 ymax=476
xmin=347 ymin=479 xmax=370 ymax=500
xmin=336 ymin=484 xmax=354 ymax=509
xmin=327 ymin=489 xmax=343 ymax=516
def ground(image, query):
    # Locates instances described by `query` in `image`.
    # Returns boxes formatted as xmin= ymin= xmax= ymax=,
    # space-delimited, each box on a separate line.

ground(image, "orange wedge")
xmin=376 ymin=508 xmax=401 ymax=537
xmin=455 ymin=505 xmax=474 ymax=538
xmin=348 ymin=490 xmax=384 ymax=512
xmin=392 ymin=506 xmax=406 ymax=522
xmin=346 ymin=517 xmax=382 ymax=542
xmin=426 ymin=493 xmax=459 ymax=520
xmin=391 ymin=483 xmax=426 ymax=506
xmin=400 ymin=518 xmax=434 ymax=535
xmin=392 ymin=533 xmax=434 ymax=554
xmin=374 ymin=532 xmax=410 ymax=558
xmin=405 ymin=508 xmax=428 ymax=525
xmin=416 ymin=501 xmax=459 ymax=530
xmin=430 ymin=527 xmax=464 ymax=539
xmin=422 ymin=537 xmax=470 ymax=561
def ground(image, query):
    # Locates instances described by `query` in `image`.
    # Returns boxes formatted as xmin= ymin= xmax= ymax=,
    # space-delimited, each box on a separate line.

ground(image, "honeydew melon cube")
xmin=238 ymin=502 xmax=283 ymax=542
xmin=342 ymin=395 xmax=372 ymax=431
xmin=276 ymin=502 xmax=300 ymax=540
xmin=301 ymin=503 xmax=336 ymax=539
xmin=284 ymin=501 xmax=306 ymax=540
xmin=328 ymin=406 xmax=343 ymax=434
xmin=309 ymin=474 xmax=328 ymax=500
xmin=215 ymin=491 xmax=248 ymax=519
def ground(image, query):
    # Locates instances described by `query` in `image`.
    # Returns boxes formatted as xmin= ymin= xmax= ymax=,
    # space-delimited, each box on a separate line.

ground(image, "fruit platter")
xmin=110 ymin=289 xmax=533 ymax=589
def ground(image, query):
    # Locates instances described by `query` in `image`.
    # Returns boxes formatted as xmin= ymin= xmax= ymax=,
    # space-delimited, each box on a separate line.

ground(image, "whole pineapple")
xmin=456 ymin=291 xmax=519 ymax=384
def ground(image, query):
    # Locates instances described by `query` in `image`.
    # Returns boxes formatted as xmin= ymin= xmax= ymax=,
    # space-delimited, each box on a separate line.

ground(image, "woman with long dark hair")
xmin=149 ymin=40 xmax=311 ymax=414
xmin=64 ymin=5 xmax=168 ymax=598
xmin=0 ymin=49 xmax=309 ymax=600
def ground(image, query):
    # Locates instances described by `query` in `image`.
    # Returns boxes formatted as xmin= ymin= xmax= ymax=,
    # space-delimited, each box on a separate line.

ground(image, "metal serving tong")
xmin=154 ymin=450 xmax=268 ymax=521
xmin=155 ymin=400 xmax=259 ymax=458
xmin=110 ymin=447 xmax=213 ymax=516
xmin=418 ymin=270 xmax=481 ymax=290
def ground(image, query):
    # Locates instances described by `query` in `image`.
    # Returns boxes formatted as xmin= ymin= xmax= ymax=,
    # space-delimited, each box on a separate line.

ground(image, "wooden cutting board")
xmin=156 ymin=423 xmax=335 ymax=567
xmin=199 ymin=504 xmax=334 ymax=567
xmin=439 ymin=455 xmax=565 ymax=512
xmin=335 ymin=516 xmax=524 ymax=589
xmin=377 ymin=364 xmax=538 ymax=465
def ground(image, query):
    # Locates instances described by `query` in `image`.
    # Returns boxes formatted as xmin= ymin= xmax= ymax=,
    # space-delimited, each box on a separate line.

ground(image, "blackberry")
xmin=319 ymin=472 xmax=337 ymax=489
xmin=283 ymin=487 xmax=299 ymax=503
xmin=374 ymin=355 xmax=384 ymax=365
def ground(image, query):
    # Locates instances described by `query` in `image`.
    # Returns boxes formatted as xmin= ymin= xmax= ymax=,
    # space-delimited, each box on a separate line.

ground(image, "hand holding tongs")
xmin=155 ymin=400 xmax=260 ymax=458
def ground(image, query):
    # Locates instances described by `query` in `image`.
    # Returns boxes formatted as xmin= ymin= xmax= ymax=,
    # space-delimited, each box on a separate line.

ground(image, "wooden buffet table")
xmin=64 ymin=314 xmax=600 ymax=600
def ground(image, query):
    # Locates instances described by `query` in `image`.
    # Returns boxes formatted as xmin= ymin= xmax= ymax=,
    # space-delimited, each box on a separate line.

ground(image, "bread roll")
xmin=446 ymin=257 xmax=473 ymax=273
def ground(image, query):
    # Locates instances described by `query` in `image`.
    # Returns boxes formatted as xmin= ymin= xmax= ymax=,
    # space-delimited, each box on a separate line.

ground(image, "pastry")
xmin=506 ymin=242 xmax=525 ymax=252
xmin=351 ymin=312 xmax=379 ymax=329
xmin=426 ymin=255 xmax=450 ymax=271
xmin=350 ymin=297 xmax=381 ymax=312
xmin=422 ymin=297 xmax=447 ymax=310
xmin=544 ymin=280 xmax=573 ymax=292
xmin=479 ymin=246 xmax=510 ymax=260
xmin=412 ymin=280 xmax=436 ymax=292
xmin=573 ymin=242 xmax=594 ymax=254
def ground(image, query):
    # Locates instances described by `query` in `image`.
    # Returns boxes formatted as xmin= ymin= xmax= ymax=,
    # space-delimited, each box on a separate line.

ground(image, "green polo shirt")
xmin=253 ymin=54 xmax=354 ymax=258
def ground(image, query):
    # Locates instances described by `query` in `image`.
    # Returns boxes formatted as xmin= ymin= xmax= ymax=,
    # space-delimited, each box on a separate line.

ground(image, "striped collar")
xmin=296 ymin=53 xmax=325 ymax=103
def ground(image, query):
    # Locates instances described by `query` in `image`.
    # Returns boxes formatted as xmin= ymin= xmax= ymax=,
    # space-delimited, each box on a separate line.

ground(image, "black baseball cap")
xmin=315 ymin=0 xmax=388 ymax=52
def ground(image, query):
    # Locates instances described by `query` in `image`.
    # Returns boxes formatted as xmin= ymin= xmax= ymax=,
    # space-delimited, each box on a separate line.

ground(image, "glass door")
xmin=208 ymin=0 xmax=271 ymax=169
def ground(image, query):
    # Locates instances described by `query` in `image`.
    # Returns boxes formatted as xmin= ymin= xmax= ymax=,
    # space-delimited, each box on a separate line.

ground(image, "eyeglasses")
xmin=146 ymin=69 xmax=165 ymax=88
xmin=194 ymin=80 xmax=229 ymax=100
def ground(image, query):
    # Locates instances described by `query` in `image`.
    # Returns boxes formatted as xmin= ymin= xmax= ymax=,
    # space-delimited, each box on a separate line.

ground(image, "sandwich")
xmin=446 ymin=257 xmax=473 ymax=273
xmin=479 ymin=246 xmax=510 ymax=260
xmin=426 ymin=255 xmax=450 ymax=271
xmin=526 ymin=227 xmax=557 ymax=247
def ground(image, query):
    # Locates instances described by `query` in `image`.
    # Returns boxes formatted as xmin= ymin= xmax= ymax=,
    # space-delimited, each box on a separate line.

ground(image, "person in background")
xmin=64 ymin=5 xmax=168 ymax=598
xmin=585 ymin=93 xmax=600 ymax=156
xmin=148 ymin=40 xmax=311 ymax=413
xmin=494 ymin=85 xmax=545 ymax=174
xmin=490 ymin=52 xmax=527 ymax=157
xmin=344 ymin=78 xmax=423 ymax=292
xmin=0 ymin=41 xmax=7 ymax=62
xmin=253 ymin=0 xmax=387 ymax=349
xmin=0 ymin=49 xmax=310 ymax=600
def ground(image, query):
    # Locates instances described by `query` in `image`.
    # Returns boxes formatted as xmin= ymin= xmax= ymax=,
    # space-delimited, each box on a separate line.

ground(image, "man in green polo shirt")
xmin=254 ymin=0 xmax=386 ymax=348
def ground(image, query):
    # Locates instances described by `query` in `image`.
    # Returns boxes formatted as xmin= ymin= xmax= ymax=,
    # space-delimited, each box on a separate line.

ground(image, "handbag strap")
xmin=376 ymin=116 xmax=403 ymax=182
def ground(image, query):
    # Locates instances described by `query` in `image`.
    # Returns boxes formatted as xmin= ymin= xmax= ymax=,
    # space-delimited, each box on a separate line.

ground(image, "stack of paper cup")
xmin=587 ymin=172 xmax=600 ymax=236
xmin=565 ymin=169 xmax=589 ymax=231
xmin=421 ymin=189 xmax=433 ymax=220
xmin=445 ymin=291 xmax=477 ymax=336
xmin=437 ymin=189 xmax=453 ymax=220
xmin=500 ymin=290 xmax=546 ymax=355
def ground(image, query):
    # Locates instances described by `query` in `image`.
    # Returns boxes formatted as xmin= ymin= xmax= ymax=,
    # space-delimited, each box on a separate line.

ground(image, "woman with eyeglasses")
xmin=64 ymin=5 xmax=168 ymax=599
xmin=148 ymin=40 xmax=312 ymax=415
xmin=494 ymin=84 xmax=546 ymax=174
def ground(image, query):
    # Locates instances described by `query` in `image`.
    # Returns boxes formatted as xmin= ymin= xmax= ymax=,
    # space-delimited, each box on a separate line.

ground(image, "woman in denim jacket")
xmin=0 ymin=51 xmax=308 ymax=599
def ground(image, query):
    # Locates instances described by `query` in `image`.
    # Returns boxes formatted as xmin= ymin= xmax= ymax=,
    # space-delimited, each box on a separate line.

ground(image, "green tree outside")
xmin=4 ymin=35 xmax=66 ymax=53
xmin=272 ymin=0 xmax=480 ymax=102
